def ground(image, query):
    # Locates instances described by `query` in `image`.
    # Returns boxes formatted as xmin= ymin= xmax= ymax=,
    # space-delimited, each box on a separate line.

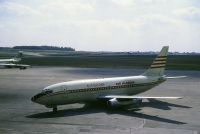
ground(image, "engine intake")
xmin=107 ymin=98 xmax=143 ymax=107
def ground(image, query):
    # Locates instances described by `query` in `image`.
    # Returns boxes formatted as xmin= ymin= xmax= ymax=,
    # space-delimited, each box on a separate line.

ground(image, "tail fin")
xmin=142 ymin=46 xmax=169 ymax=76
xmin=15 ymin=51 xmax=23 ymax=58
xmin=13 ymin=51 xmax=23 ymax=62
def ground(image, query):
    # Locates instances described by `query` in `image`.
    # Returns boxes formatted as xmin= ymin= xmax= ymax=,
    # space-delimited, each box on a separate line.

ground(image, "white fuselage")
xmin=32 ymin=75 xmax=165 ymax=107
xmin=0 ymin=59 xmax=15 ymax=63
xmin=0 ymin=58 xmax=21 ymax=64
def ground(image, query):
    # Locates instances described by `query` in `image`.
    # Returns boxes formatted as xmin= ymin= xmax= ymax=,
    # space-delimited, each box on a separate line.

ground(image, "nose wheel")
xmin=53 ymin=107 xmax=57 ymax=112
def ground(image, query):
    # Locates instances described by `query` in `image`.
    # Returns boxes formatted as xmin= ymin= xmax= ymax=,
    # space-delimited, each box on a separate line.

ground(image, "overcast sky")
xmin=0 ymin=0 xmax=200 ymax=52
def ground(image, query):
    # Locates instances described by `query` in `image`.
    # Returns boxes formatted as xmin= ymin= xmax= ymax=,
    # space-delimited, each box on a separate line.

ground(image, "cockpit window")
xmin=43 ymin=89 xmax=53 ymax=94
xmin=32 ymin=89 xmax=53 ymax=101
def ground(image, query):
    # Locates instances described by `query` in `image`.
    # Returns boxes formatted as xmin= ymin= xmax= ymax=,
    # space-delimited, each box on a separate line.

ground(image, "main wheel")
xmin=20 ymin=67 xmax=26 ymax=70
xmin=53 ymin=107 xmax=57 ymax=112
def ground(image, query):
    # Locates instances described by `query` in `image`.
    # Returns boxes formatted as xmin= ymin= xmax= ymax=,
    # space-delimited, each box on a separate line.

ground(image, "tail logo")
xmin=150 ymin=56 xmax=167 ymax=68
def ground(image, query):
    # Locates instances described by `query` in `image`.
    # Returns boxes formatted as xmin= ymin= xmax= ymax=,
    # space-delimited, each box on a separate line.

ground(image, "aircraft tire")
xmin=53 ymin=107 xmax=57 ymax=112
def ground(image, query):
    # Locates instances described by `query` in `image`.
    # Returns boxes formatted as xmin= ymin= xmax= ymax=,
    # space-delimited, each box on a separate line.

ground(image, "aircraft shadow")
xmin=142 ymin=99 xmax=192 ymax=110
xmin=27 ymin=101 xmax=189 ymax=125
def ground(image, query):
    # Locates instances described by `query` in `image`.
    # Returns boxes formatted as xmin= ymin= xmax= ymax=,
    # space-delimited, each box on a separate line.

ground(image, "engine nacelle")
xmin=107 ymin=98 xmax=143 ymax=107
xmin=107 ymin=98 xmax=120 ymax=107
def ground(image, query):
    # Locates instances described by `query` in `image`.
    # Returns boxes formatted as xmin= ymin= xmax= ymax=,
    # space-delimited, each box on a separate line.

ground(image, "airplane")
xmin=31 ymin=46 xmax=185 ymax=112
xmin=0 ymin=51 xmax=30 ymax=69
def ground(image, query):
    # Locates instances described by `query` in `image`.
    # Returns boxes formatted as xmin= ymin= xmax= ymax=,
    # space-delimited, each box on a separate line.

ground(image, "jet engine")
xmin=107 ymin=98 xmax=142 ymax=107
xmin=107 ymin=98 xmax=119 ymax=107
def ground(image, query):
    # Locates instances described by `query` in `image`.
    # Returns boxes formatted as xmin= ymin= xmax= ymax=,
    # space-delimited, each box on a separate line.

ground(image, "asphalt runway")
xmin=0 ymin=67 xmax=199 ymax=134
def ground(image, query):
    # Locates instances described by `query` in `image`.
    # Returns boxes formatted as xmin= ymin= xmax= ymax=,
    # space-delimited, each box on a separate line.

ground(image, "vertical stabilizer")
xmin=142 ymin=46 xmax=169 ymax=76
xmin=15 ymin=51 xmax=23 ymax=58
xmin=13 ymin=51 xmax=23 ymax=62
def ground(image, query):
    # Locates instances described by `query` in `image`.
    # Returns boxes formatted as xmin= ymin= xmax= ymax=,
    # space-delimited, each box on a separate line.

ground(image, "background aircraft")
xmin=32 ymin=46 xmax=185 ymax=112
xmin=0 ymin=51 xmax=30 ymax=69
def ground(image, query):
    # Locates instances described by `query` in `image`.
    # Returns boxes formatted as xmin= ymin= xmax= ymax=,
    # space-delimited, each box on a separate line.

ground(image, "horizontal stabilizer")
xmin=165 ymin=76 xmax=187 ymax=79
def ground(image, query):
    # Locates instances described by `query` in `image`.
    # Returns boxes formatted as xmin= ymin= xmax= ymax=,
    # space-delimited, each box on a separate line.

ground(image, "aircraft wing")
xmin=98 ymin=95 xmax=182 ymax=100
xmin=0 ymin=63 xmax=30 ymax=68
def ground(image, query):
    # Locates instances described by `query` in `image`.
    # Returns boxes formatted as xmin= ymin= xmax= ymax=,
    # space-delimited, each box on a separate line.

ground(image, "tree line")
xmin=0 ymin=46 xmax=75 ymax=51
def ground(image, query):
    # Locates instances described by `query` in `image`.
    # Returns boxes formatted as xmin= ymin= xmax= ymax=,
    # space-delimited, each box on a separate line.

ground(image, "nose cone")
xmin=31 ymin=95 xmax=36 ymax=102
xmin=31 ymin=94 xmax=41 ymax=104
xmin=31 ymin=92 xmax=47 ymax=105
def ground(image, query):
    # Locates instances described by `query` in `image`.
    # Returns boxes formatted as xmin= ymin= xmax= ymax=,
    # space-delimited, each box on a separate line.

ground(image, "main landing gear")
xmin=53 ymin=106 xmax=57 ymax=113
xmin=20 ymin=67 xmax=27 ymax=70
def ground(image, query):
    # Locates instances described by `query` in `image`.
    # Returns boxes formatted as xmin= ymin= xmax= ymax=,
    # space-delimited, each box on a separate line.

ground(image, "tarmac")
xmin=0 ymin=67 xmax=199 ymax=134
